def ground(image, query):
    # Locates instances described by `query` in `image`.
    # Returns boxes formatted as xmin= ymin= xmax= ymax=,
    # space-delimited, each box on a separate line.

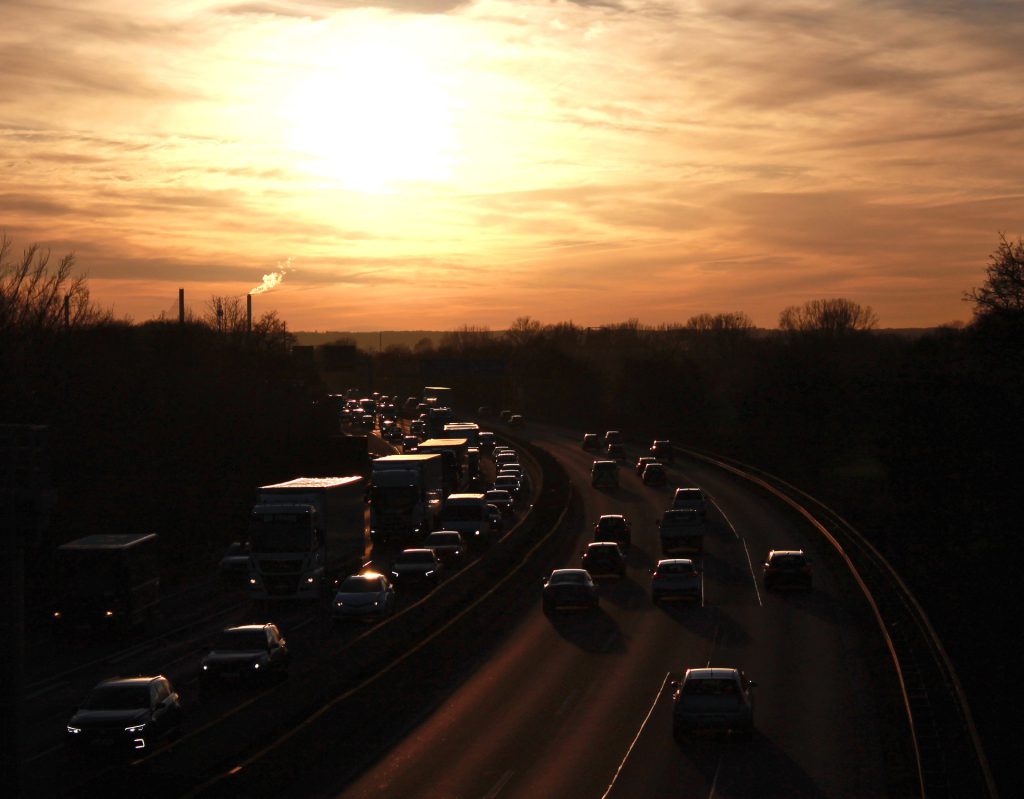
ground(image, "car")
xmin=581 ymin=433 xmax=600 ymax=451
xmin=493 ymin=474 xmax=522 ymax=498
xmin=499 ymin=409 xmax=514 ymax=423
xmin=333 ymin=572 xmax=396 ymax=621
xmin=604 ymin=430 xmax=622 ymax=446
xmin=762 ymin=549 xmax=812 ymax=590
xmin=542 ymin=568 xmax=598 ymax=613
xmin=508 ymin=414 xmax=525 ymax=427
xmin=606 ymin=442 xmax=626 ymax=461
xmin=425 ymin=530 xmax=466 ymax=567
xmin=66 ymin=675 xmax=183 ymax=759
xmin=478 ymin=431 xmax=496 ymax=453
xmin=650 ymin=439 xmax=674 ymax=463
xmin=672 ymin=667 xmax=755 ymax=739
xmin=477 ymin=405 xmax=493 ymax=417
xmin=391 ymin=548 xmax=443 ymax=588
xmin=486 ymin=504 xmax=503 ymax=535
xmin=593 ymin=514 xmax=632 ymax=548
xmin=591 ymin=460 xmax=619 ymax=489
xmin=635 ymin=456 xmax=657 ymax=476
xmin=580 ymin=542 xmax=626 ymax=578
xmin=410 ymin=419 xmax=427 ymax=437
xmin=484 ymin=489 xmax=514 ymax=516
xmin=401 ymin=435 xmax=419 ymax=452
xmin=672 ymin=487 xmax=707 ymax=517
xmin=201 ymin=623 xmax=289 ymax=684
xmin=651 ymin=558 xmax=702 ymax=602
xmin=641 ymin=462 xmax=667 ymax=486
xmin=494 ymin=450 xmax=519 ymax=468
xmin=658 ymin=508 xmax=705 ymax=556
xmin=498 ymin=463 xmax=524 ymax=480
xmin=218 ymin=541 xmax=251 ymax=588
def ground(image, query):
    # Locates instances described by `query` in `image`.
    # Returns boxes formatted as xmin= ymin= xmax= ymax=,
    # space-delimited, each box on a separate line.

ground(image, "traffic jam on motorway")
xmin=45 ymin=384 xmax=814 ymax=786
xmin=52 ymin=386 xmax=539 ymax=773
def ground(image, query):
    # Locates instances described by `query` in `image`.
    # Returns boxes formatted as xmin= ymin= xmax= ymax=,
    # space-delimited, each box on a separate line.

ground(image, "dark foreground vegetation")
xmin=3 ymin=232 xmax=1021 ymax=793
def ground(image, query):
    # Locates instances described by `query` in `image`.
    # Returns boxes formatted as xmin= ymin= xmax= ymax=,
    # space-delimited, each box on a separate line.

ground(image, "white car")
xmin=333 ymin=572 xmax=396 ymax=621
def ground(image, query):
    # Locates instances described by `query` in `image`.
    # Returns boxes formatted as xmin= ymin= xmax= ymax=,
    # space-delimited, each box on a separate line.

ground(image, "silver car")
xmin=672 ymin=667 xmax=755 ymax=739
xmin=651 ymin=558 xmax=702 ymax=603
xmin=333 ymin=572 xmax=396 ymax=621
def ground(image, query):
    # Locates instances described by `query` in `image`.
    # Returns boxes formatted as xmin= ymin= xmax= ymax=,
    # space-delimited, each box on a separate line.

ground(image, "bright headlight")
xmin=124 ymin=723 xmax=146 ymax=733
xmin=66 ymin=725 xmax=82 ymax=734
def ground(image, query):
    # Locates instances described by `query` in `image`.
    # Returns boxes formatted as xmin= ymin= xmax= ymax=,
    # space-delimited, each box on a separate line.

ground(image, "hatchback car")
xmin=581 ymin=433 xmax=600 ymax=451
xmin=67 ymin=675 xmax=182 ymax=759
xmin=580 ymin=542 xmax=626 ymax=578
xmin=672 ymin=667 xmax=755 ymax=739
xmin=635 ymin=456 xmax=657 ymax=476
xmin=763 ymin=550 xmax=812 ymax=590
xmin=485 ymin=489 xmax=514 ymax=516
xmin=672 ymin=487 xmax=707 ymax=517
xmin=201 ymin=623 xmax=289 ymax=684
xmin=425 ymin=530 xmax=467 ymax=567
xmin=651 ymin=559 xmax=702 ymax=603
xmin=333 ymin=572 xmax=396 ymax=621
xmin=542 ymin=569 xmax=599 ymax=613
xmin=493 ymin=474 xmax=522 ymax=498
xmin=391 ymin=548 xmax=444 ymax=588
xmin=593 ymin=514 xmax=632 ymax=548
xmin=642 ymin=462 xmax=667 ymax=486
xmin=650 ymin=439 xmax=674 ymax=463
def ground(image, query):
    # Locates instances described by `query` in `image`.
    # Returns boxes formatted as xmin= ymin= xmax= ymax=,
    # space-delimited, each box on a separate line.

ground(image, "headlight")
xmin=372 ymin=600 xmax=379 ymax=607
xmin=104 ymin=610 xmax=115 ymax=618
xmin=249 ymin=577 xmax=257 ymax=585
xmin=253 ymin=662 xmax=261 ymax=670
xmin=202 ymin=664 xmax=209 ymax=671
xmin=306 ymin=576 xmax=315 ymax=584
xmin=124 ymin=723 xmax=146 ymax=733
xmin=425 ymin=570 xmax=435 ymax=576
xmin=66 ymin=725 xmax=82 ymax=734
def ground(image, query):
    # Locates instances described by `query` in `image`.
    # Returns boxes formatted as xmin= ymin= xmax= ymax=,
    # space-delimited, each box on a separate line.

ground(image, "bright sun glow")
xmin=284 ymin=39 xmax=457 ymax=193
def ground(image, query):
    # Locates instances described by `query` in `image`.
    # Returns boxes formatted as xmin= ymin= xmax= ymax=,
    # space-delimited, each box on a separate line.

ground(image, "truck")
xmin=370 ymin=453 xmax=444 ymax=545
xmin=52 ymin=533 xmax=159 ymax=632
xmin=331 ymin=434 xmax=371 ymax=478
xmin=248 ymin=476 xmax=367 ymax=600
xmin=443 ymin=422 xmax=480 ymax=448
xmin=657 ymin=508 xmax=705 ymax=556
xmin=416 ymin=437 xmax=470 ymax=496
xmin=426 ymin=406 xmax=456 ymax=438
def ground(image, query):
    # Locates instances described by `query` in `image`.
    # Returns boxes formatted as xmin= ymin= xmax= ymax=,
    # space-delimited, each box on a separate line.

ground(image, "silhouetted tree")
xmin=686 ymin=312 xmax=755 ymax=336
xmin=778 ymin=298 xmax=877 ymax=333
xmin=963 ymin=233 xmax=1024 ymax=328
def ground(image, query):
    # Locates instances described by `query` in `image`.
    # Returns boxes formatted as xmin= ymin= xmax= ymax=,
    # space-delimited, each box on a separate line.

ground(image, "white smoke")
xmin=250 ymin=258 xmax=293 ymax=295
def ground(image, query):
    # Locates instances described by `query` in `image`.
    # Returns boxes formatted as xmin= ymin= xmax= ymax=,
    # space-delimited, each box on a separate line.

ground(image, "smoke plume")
xmin=250 ymin=258 xmax=293 ymax=295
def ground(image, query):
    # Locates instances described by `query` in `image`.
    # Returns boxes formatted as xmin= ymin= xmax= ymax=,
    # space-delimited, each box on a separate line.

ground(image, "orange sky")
xmin=3 ymin=1 xmax=1022 ymax=329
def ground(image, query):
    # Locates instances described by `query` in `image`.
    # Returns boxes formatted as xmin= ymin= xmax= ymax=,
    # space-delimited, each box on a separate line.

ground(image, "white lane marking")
xmin=740 ymin=537 xmax=763 ymax=607
xmin=706 ymin=494 xmax=739 ymax=540
xmin=708 ymin=751 xmax=724 ymax=798
xmin=107 ymin=642 xmax=152 ymax=664
xmin=482 ymin=769 xmax=515 ymax=799
xmin=600 ymin=673 xmax=670 ymax=799
xmin=557 ymin=689 xmax=580 ymax=717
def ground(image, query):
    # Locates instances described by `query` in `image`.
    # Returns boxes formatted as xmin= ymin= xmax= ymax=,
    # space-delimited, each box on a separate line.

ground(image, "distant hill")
xmin=293 ymin=331 xmax=447 ymax=351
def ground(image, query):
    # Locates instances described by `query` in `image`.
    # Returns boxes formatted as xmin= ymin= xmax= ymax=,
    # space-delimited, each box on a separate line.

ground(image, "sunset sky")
xmin=3 ymin=0 xmax=1023 ymax=330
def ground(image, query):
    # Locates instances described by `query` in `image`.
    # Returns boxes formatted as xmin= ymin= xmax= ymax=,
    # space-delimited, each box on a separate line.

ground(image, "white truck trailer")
xmin=370 ymin=453 xmax=444 ymax=545
xmin=248 ymin=476 xmax=366 ymax=600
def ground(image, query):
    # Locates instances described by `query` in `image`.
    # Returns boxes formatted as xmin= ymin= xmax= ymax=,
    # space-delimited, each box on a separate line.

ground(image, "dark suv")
xmin=66 ymin=675 xmax=182 ymax=759
xmin=594 ymin=514 xmax=632 ymax=549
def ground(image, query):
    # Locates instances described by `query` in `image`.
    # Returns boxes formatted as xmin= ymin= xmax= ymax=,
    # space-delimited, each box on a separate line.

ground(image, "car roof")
xmin=768 ymin=549 xmax=806 ymax=558
xmin=97 ymin=675 xmax=164 ymax=688
xmin=551 ymin=568 xmax=589 ymax=577
xmin=224 ymin=623 xmax=269 ymax=633
xmin=684 ymin=667 xmax=741 ymax=680
xmin=587 ymin=542 xmax=620 ymax=550
xmin=598 ymin=514 xmax=626 ymax=521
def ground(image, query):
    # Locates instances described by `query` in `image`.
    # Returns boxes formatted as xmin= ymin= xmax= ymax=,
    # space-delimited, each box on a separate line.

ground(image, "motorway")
xmin=21 ymin=420 xmax=917 ymax=797
xmin=332 ymin=422 xmax=912 ymax=799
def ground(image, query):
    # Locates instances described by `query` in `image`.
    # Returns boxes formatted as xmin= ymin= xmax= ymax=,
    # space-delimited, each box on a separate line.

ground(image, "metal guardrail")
xmin=683 ymin=447 xmax=997 ymax=799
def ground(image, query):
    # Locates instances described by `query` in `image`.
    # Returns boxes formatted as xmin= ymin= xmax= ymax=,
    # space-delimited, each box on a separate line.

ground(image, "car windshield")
xmin=549 ymin=571 xmax=587 ymax=585
xmin=599 ymin=518 xmax=625 ymax=532
xmin=82 ymin=684 xmax=150 ymax=710
xmin=659 ymin=562 xmax=695 ymax=575
xmin=771 ymin=554 xmax=807 ymax=569
xmin=485 ymin=491 xmax=511 ymax=503
xmin=683 ymin=678 xmax=740 ymax=697
xmin=442 ymin=505 xmax=483 ymax=521
xmin=663 ymin=510 xmax=700 ymax=526
xmin=215 ymin=629 xmax=267 ymax=650
xmin=338 ymin=576 xmax=381 ymax=593
xmin=396 ymin=551 xmax=435 ymax=564
xmin=495 ymin=477 xmax=518 ymax=487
